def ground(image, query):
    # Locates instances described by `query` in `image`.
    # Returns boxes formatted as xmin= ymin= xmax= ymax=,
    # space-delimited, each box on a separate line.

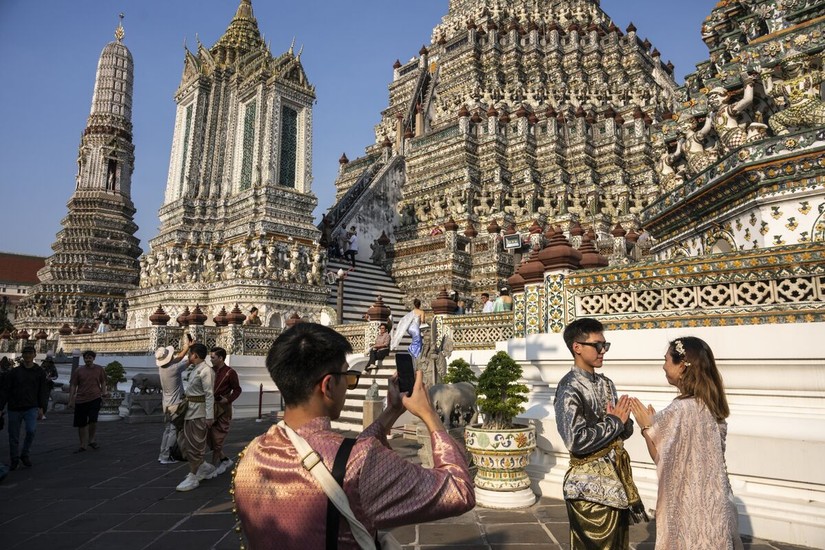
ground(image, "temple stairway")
xmin=325 ymin=258 xmax=413 ymax=433
xmin=325 ymin=257 xmax=406 ymax=324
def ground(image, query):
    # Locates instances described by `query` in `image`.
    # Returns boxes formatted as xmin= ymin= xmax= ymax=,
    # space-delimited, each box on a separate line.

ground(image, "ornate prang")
xmin=13 ymin=19 xmax=140 ymax=336
xmin=126 ymin=0 xmax=326 ymax=330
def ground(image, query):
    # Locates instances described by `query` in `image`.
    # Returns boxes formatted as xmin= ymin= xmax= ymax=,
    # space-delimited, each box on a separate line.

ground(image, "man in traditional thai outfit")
xmin=207 ymin=346 xmax=242 ymax=476
xmin=175 ymin=343 xmax=215 ymax=492
xmin=233 ymin=323 xmax=475 ymax=549
xmin=554 ymin=318 xmax=647 ymax=549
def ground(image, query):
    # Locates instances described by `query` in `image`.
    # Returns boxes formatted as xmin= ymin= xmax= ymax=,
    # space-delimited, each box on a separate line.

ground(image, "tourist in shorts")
xmin=68 ymin=350 xmax=107 ymax=453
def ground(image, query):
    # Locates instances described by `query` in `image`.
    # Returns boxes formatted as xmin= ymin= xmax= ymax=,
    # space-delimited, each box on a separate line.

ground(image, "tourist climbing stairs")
xmin=326 ymin=258 xmax=413 ymax=433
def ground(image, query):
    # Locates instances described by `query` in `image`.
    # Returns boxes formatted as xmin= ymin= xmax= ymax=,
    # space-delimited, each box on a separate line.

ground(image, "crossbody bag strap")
xmin=278 ymin=421 xmax=376 ymax=550
xmin=327 ymin=438 xmax=356 ymax=550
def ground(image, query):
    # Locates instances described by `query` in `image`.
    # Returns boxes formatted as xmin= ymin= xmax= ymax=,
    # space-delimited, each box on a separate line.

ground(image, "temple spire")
xmin=115 ymin=13 xmax=125 ymax=42
xmin=210 ymin=0 xmax=264 ymax=66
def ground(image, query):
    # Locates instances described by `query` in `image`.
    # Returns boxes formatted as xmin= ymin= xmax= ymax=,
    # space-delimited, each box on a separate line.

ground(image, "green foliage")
xmin=476 ymin=351 xmax=529 ymax=430
xmin=0 ymin=299 xmax=14 ymax=332
xmin=105 ymin=361 xmax=127 ymax=390
xmin=442 ymin=358 xmax=478 ymax=386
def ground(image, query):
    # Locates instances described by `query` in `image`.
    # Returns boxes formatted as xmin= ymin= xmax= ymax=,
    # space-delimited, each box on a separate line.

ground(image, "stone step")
xmin=325 ymin=258 xmax=407 ymax=325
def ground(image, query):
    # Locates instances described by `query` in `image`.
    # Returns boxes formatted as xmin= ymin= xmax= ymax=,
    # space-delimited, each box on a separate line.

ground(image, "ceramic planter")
xmin=465 ymin=423 xmax=537 ymax=509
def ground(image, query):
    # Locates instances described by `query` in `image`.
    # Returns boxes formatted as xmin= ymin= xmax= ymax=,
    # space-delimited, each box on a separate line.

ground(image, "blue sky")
xmin=0 ymin=0 xmax=717 ymax=257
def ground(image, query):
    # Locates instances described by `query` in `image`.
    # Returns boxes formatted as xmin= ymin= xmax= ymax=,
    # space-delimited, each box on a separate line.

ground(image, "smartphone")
xmin=187 ymin=333 xmax=193 ymax=343
xmin=395 ymin=352 xmax=416 ymax=396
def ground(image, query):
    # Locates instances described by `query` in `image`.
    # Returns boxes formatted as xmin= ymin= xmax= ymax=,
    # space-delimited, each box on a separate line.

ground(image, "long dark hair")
xmin=669 ymin=336 xmax=730 ymax=421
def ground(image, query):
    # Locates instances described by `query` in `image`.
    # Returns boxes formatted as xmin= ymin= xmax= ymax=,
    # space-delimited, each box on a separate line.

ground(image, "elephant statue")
xmin=428 ymin=382 xmax=478 ymax=429
xmin=130 ymin=373 xmax=162 ymax=395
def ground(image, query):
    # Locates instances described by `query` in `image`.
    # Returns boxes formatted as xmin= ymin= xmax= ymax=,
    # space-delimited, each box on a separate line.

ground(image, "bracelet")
xmin=640 ymin=425 xmax=652 ymax=433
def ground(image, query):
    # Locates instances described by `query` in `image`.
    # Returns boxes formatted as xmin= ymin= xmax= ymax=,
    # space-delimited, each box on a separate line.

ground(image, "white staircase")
xmin=325 ymin=258 xmax=411 ymax=432
xmin=326 ymin=258 xmax=406 ymax=324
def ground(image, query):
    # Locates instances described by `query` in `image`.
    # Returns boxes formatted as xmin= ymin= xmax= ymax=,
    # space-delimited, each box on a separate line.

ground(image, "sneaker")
xmin=9 ymin=460 xmax=19 ymax=471
xmin=195 ymin=462 xmax=216 ymax=481
xmin=159 ymin=457 xmax=178 ymax=465
xmin=20 ymin=456 xmax=32 ymax=468
xmin=214 ymin=457 xmax=234 ymax=476
xmin=176 ymin=473 xmax=199 ymax=492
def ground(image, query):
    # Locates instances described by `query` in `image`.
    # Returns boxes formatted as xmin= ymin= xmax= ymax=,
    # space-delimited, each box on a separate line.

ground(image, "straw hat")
xmin=155 ymin=346 xmax=175 ymax=367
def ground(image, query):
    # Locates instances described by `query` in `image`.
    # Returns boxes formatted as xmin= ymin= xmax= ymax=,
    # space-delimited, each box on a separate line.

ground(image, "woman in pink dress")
xmin=630 ymin=337 xmax=743 ymax=550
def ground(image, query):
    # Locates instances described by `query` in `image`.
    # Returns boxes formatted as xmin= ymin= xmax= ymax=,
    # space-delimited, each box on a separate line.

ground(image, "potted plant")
xmin=442 ymin=358 xmax=477 ymax=385
xmin=465 ymin=351 xmax=536 ymax=509
xmin=104 ymin=360 xmax=127 ymax=392
xmin=100 ymin=361 xmax=127 ymax=420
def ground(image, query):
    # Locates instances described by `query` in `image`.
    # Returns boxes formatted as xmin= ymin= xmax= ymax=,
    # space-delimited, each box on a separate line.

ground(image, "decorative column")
xmin=187 ymin=304 xmax=208 ymax=343
xmin=537 ymin=227 xmax=583 ymax=334
xmin=225 ymin=304 xmax=246 ymax=355
xmin=148 ymin=306 xmax=171 ymax=352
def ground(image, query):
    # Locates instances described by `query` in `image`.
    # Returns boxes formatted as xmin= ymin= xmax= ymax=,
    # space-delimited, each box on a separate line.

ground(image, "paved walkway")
xmin=0 ymin=412 xmax=813 ymax=550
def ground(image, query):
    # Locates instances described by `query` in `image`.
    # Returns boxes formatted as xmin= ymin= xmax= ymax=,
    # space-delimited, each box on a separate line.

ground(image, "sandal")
xmin=89 ymin=442 xmax=99 ymax=450
xmin=73 ymin=447 xmax=86 ymax=453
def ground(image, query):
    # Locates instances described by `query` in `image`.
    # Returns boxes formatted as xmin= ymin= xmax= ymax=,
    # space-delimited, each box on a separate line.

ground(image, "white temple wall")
xmin=452 ymin=322 xmax=825 ymax=547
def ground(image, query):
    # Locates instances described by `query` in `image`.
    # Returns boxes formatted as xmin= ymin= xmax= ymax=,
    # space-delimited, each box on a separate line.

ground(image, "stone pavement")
xmin=0 ymin=412 xmax=813 ymax=550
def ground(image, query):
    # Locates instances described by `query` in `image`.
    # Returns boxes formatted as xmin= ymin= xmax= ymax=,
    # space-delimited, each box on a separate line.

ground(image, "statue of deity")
xmin=675 ymin=114 xmax=717 ymax=175
xmin=706 ymin=76 xmax=758 ymax=153
xmin=761 ymin=52 xmax=825 ymax=135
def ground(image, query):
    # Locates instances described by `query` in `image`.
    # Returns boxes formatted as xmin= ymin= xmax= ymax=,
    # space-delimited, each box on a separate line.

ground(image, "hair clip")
xmin=674 ymin=339 xmax=691 ymax=367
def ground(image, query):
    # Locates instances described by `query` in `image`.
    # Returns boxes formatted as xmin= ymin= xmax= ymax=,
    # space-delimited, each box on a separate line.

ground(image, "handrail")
xmin=256 ymin=383 xmax=282 ymax=422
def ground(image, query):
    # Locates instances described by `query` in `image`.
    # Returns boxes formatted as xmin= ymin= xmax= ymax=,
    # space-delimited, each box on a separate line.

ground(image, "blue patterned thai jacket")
xmin=554 ymin=366 xmax=634 ymax=508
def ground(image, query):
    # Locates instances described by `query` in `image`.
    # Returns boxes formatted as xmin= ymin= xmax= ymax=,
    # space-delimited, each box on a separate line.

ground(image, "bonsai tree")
xmin=476 ymin=351 xmax=529 ymax=430
xmin=105 ymin=360 xmax=127 ymax=392
xmin=442 ymin=358 xmax=478 ymax=386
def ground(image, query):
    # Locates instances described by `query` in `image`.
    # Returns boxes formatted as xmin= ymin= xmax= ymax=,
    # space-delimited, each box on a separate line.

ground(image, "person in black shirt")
xmin=0 ymin=346 xmax=49 ymax=470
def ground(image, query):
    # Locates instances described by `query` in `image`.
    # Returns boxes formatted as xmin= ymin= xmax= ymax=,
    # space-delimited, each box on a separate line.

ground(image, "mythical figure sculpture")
xmin=656 ymin=144 xmax=686 ymax=191
xmin=706 ymin=75 xmax=759 ymax=153
xmin=761 ymin=52 xmax=825 ymax=135
xmin=675 ymin=114 xmax=717 ymax=175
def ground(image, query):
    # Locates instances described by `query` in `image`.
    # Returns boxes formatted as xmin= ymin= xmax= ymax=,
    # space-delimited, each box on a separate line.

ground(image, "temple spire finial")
xmin=115 ymin=13 xmax=125 ymax=42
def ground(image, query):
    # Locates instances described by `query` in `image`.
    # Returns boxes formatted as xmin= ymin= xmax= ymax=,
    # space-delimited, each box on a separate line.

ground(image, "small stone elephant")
xmin=428 ymin=382 xmax=478 ymax=429
xmin=130 ymin=372 xmax=162 ymax=394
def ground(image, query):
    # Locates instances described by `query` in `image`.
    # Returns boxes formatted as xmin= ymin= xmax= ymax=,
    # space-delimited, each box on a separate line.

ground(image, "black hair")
xmin=413 ymin=298 xmax=421 ymax=308
xmin=481 ymin=292 xmax=490 ymax=299
xmin=190 ymin=343 xmax=208 ymax=360
xmin=250 ymin=307 xmax=258 ymax=314
xmin=83 ymin=350 xmax=97 ymax=359
xmin=562 ymin=318 xmax=605 ymax=355
xmin=21 ymin=345 xmax=36 ymax=354
xmin=210 ymin=347 xmax=227 ymax=360
xmin=266 ymin=323 xmax=352 ymax=406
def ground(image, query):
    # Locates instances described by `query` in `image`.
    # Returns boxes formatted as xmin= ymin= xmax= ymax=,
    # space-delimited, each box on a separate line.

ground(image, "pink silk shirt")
xmin=234 ymin=417 xmax=475 ymax=550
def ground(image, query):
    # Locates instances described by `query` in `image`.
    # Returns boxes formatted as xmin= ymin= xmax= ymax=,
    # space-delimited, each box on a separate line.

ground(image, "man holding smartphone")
xmin=155 ymin=335 xmax=192 ymax=464
xmin=233 ymin=323 xmax=475 ymax=549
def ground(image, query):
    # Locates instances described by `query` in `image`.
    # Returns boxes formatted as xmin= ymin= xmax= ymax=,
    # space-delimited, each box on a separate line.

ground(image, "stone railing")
xmin=50 ymin=325 xmax=284 ymax=357
xmin=565 ymin=241 xmax=825 ymax=331
xmin=437 ymin=312 xmax=514 ymax=350
xmin=332 ymin=322 xmax=371 ymax=354
xmin=58 ymin=328 xmax=156 ymax=354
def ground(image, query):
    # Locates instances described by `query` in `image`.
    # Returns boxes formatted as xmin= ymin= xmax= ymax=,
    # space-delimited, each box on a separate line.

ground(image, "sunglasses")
xmin=326 ymin=370 xmax=361 ymax=390
xmin=576 ymin=341 xmax=611 ymax=354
